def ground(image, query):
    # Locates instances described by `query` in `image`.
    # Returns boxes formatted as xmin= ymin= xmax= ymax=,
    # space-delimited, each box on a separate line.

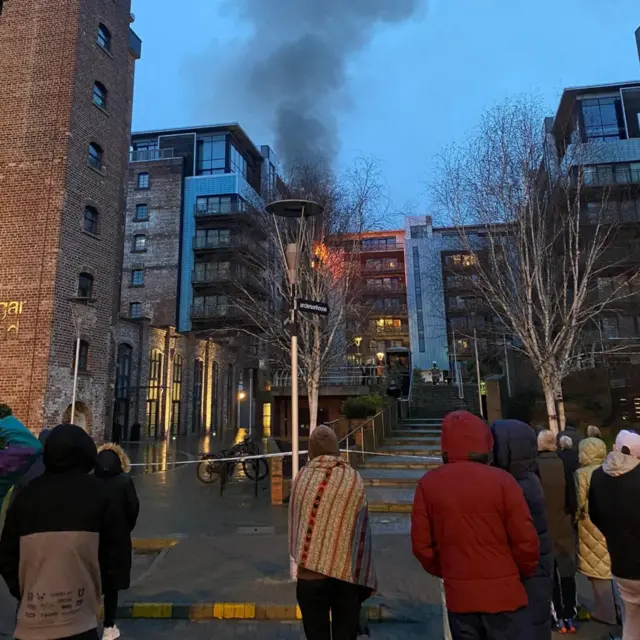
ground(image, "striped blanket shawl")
xmin=289 ymin=455 xmax=377 ymax=590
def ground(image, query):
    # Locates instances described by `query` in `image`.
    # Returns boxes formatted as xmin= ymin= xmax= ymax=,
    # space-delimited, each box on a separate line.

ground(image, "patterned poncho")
xmin=289 ymin=455 xmax=377 ymax=590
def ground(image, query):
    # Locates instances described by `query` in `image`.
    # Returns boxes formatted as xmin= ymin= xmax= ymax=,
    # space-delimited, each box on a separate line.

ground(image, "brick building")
xmin=0 ymin=0 xmax=141 ymax=434
xmin=112 ymin=125 xmax=277 ymax=440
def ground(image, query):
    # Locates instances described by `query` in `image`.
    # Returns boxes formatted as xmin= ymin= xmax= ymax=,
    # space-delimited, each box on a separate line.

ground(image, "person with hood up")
xmin=589 ymin=430 xmax=640 ymax=640
xmin=537 ymin=429 xmax=578 ymax=633
xmin=574 ymin=437 xmax=619 ymax=627
xmin=491 ymin=419 xmax=554 ymax=640
xmin=412 ymin=411 xmax=540 ymax=640
xmin=8 ymin=428 xmax=51 ymax=509
xmin=94 ymin=443 xmax=139 ymax=640
xmin=289 ymin=425 xmax=376 ymax=640
xmin=557 ymin=435 xmax=579 ymax=522
xmin=0 ymin=407 xmax=42 ymax=509
xmin=0 ymin=424 xmax=126 ymax=640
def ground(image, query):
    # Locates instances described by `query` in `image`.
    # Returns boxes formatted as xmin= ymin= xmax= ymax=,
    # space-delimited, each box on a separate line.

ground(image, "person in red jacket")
xmin=411 ymin=410 xmax=540 ymax=640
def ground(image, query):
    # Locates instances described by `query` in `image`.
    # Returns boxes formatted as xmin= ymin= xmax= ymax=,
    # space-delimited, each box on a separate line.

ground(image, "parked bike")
xmin=196 ymin=435 xmax=269 ymax=485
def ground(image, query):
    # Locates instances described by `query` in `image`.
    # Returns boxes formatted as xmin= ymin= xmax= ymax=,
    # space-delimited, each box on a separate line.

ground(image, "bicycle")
xmin=196 ymin=435 xmax=269 ymax=485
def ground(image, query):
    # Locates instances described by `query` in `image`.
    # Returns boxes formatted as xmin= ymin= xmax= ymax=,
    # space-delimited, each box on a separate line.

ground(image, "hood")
xmin=38 ymin=428 xmax=51 ymax=445
xmin=491 ymin=419 xmax=538 ymax=477
xmin=95 ymin=443 xmax=130 ymax=477
xmin=308 ymin=426 xmax=340 ymax=459
xmin=43 ymin=424 xmax=97 ymax=474
xmin=441 ymin=410 xmax=493 ymax=463
xmin=614 ymin=430 xmax=640 ymax=457
xmin=0 ymin=415 xmax=42 ymax=452
xmin=602 ymin=450 xmax=640 ymax=477
xmin=579 ymin=437 xmax=607 ymax=468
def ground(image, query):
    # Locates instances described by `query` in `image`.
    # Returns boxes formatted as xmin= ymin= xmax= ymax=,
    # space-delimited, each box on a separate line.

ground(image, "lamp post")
xmin=266 ymin=199 xmax=324 ymax=481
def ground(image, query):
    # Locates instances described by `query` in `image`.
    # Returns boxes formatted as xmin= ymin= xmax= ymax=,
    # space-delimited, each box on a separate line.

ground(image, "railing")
xmin=368 ymin=325 xmax=408 ymax=335
xmin=360 ymin=242 xmax=405 ymax=253
xmin=192 ymin=267 xmax=263 ymax=289
xmin=364 ymin=283 xmax=406 ymax=293
xmin=130 ymin=148 xmax=175 ymax=162
xmin=582 ymin=166 xmax=640 ymax=187
xmin=193 ymin=235 xmax=262 ymax=253
xmin=272 ymin=367 xmax=381 ymax=388
xmin=363 ymin=263 xmax=405 ymax=273
xmin=194 ymin=202 xmax=249 ymax=217
xmin=365 ymin=304 xmax=409 ymax=315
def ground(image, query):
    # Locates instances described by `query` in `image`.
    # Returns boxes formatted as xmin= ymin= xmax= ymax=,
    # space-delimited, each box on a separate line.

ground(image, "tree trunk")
xmin=556 ymin=386 xmax=566 ymax=432
xmin=543 ymin=380 xmax=559 ymax=434
xmin=308 ymin=374 xmax=320 ymax=435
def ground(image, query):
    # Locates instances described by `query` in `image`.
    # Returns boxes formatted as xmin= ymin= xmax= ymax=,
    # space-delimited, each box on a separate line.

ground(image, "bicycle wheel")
xmin=242 ymin=457 xmax=269 ymax=481
xmin=196 ymin=454 xmax=223 ymax=484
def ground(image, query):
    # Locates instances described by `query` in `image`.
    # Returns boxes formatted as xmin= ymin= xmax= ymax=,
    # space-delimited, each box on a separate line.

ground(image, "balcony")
xmin=360 ymin=242 xmax=404 ymax=253
xmin=129 ymin=148 xmax=175 ymax=162
xmin=193 ymin=234 xmax=263 ymax=257
xmin=271 ymin=367 xmax=374 ymax=396
xmin=367 ymin=325 xmax=409 ymax=336
xmin=192 ymin=265 xmax=264 ymax=291
xmin=364 ymin=282 xmax=406 ymax=293
xmin=578 ymin=165 xmax=640 ymax=187
xmin=364 ymin=303 xmax=409 ymax=315
xmin=194 ymin=201 xmax=250 ymax=218
xmin=363 ymin=262 xmax=405 ymax=274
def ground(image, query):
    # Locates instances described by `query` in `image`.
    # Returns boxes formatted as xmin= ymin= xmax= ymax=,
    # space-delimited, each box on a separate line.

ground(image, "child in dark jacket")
xmin=94 ymin=444 xmax=139 ymax=640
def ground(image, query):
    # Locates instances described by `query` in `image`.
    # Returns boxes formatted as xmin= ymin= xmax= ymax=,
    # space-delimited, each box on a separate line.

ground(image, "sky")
xmin=130 ymin=0 xmax=640 ymax=224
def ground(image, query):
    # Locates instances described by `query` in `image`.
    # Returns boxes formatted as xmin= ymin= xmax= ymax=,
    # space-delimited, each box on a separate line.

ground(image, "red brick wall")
xmin=0 ymin=0 xmax=136 ymax=433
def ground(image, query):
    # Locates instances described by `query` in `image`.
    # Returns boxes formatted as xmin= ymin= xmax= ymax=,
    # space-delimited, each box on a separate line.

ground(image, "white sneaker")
xmin=102 ymin=626 xmax=121 ymax=640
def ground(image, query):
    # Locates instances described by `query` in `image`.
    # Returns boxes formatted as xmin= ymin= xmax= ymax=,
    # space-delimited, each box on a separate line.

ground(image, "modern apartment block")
xmin=113 ymin=125 xmax=277 ymax=439
xmin=0 ymin=0 xmax=141 ymax=434
xmin=347 ymin=231 xmax=410 ymax=365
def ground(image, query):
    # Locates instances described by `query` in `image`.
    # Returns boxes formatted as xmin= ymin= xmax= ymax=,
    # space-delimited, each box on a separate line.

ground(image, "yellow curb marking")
xmin=131 ymin=603 xmax=172 ymax=618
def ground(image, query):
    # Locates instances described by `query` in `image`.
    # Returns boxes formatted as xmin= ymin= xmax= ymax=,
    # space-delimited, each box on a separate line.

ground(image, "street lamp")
xmin=266 ymin=199 xmax=324 ymax=482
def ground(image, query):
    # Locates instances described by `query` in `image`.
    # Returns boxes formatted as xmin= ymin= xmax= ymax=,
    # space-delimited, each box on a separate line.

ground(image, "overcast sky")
xmin=130 ymin=0 xmax=640 ymax=222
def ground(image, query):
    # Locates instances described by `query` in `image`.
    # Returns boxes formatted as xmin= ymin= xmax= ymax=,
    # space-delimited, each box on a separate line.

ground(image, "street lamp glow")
xmin=238 ymin=390 xmax=247 ymax=401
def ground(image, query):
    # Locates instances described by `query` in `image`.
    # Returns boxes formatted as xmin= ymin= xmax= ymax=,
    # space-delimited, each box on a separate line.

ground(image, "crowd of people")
xmin=0 ymin=407 xmax=138 ymax=640
xmin=411 ymin=410 xmax=640 ymax=640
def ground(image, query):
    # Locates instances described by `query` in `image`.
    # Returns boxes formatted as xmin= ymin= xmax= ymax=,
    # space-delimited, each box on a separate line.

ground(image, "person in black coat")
xmin=94 ymin=444 xmax=139 ymax=640
xmin=491 ymin=419 xmax=553 ymax=640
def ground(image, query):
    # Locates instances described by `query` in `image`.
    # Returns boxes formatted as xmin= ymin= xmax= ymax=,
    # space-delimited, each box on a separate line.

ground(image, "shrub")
xmin=341 ymin=394 xmax=386 ymax=419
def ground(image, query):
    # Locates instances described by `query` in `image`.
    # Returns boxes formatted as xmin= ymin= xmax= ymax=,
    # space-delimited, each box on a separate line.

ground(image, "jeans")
xmin=296 ymin=578 xmax=362 ymax=640
xmin=614 ymin=578 xmax=640 ymax=640
xmin=552 ymin=566 xmax=577 ymax=620
xmin=448 ymin=608 xmax=532 ymax=640
xmin=104 ymin=590 xmax=118 ymax=628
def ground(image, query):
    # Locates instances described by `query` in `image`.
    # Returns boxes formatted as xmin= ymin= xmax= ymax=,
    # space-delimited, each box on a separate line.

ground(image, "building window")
xmin=97 ymin=24 xmax=111 ymax=52
xmin=192 ymin=359 xmax=204 ymax=433
xmin=77 ymin=273 xmax=94 ymax=299
xmin=196 ymin=134 xmax=226 ymax=175
xmin=230 ymin=143 xmax=247 ymax=179
xmin=135 ymin=203 xmax=148 ymax=220
xmin=171 ymin=354 xmax=183 ymax=436
xmin=195 ymin=195 xmax=244 ymax=215
xmin=88 ymin=143 xmax=103 ymax=170
xmin=262 ymin=402 xmax=272 ymax=437
xmin=581 ymin=97 xmax=624 ymax=142
xmin=114 ymin=343 xmax=132 ymax=437
xmin=131 ymin=269 xmax=144 ymax=286
xmin=137 ymin=172 xmax=150 ymax=189
xmin=194 ymin=228 xmax=231 ymax=249
xmin=133 ymin=234 xmax=146 ymax=252
xmin=129 ymin=302 xmax=142 ymax=319
xmin=362 ymin=237 xmax=397 ymax=251
xmin=74 ymin=340 xmax=90 ymax=372
xmin=92 ymin=81 xmax=107 ymax=108
xmin=83 ymin=206 xmax=98 ymax=234
xmin=192 ymin=294 xmax=228 ymax=317
xmin=146 ymin=350 xmax=163 ymax=437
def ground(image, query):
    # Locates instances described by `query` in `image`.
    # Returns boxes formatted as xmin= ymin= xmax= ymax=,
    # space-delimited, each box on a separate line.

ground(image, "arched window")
xmin=77 ymin=272 xmax=94 ymax=299
xmin=192 ymin=359 xmax=204 ymax=433
xmin=73 ymin=340 xmax=90 ymax=372
xmin=83 ymin=206 xmax=98 ymax=234
xmin=88 ymin=143 xmax=103 ymax=170
xmin=171 ymin=355 xmax=183 ymax=436
xmin=92 ymin=81 xmax=107 ymax=108
xmin=114 ymin=344 xmax=133 ymax=440
xmin=97 ymin=24 xmax=111 ymax=51
xmin=146 ymin=350 xmax=163 ymax=438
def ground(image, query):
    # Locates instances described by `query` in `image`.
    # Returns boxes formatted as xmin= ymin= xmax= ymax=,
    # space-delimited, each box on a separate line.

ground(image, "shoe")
xmin=553 ymin=619 xmax=567 ymax=633
xmin=564 ymin=618 xmax=577 ymax=633
xmin=102 ymin=626 xmax=121 ymax=640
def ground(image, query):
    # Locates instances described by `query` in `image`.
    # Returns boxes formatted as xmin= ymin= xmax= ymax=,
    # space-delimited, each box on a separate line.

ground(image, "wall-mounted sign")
xmin=0 ymin=300 xmax=25 ymax=342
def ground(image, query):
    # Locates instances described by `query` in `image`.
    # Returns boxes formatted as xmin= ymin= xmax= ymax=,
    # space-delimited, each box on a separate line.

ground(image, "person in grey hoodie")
xmin=589 ymin=430 xmax=640 ymax=640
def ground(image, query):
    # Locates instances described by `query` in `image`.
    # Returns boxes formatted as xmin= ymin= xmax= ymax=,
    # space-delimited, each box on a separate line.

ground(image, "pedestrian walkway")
xmin=361 ymin=418 xmax=442 ymax=513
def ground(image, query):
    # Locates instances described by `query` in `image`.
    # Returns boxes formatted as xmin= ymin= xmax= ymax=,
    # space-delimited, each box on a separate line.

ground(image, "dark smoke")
xmin=216 ymin=0 xmax=423 ymax=167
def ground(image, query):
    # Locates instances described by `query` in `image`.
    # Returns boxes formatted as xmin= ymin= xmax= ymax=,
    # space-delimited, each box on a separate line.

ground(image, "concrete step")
xmin=392 ymin=429 xmax=442 ymax=437
xmin=385 ymin=436 xmax=441 ymax=446
xmin=376 ymin=444 xmax=441 ymax=456
xmin=360 ymin=455 xmax=440 ymax=470
xmin=366 ymin=487 xmax=415 ymax=513
xmin=401 ymin=419 xmax=442 ymax=426
xmin=359 ymin=468 xmax=425 ymax=487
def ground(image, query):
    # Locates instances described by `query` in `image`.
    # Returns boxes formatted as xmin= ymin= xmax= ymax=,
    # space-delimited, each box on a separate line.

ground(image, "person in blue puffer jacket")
xmin=0 ymin=405 xmax=42 ymax=508
xmin=491 ymin=419 xmax=554 ymax=640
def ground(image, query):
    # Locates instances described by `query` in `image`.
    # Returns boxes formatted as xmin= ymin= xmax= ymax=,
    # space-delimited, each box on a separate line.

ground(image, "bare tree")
xmin=431 ymin=96 xmax=640 ymax=433
xmin=228 ymin=157 xmax=386 ymax=432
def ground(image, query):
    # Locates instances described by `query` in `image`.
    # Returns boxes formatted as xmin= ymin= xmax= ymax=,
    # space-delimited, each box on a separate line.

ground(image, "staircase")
xmin=361 ymin=418 xmax=443 ymax=513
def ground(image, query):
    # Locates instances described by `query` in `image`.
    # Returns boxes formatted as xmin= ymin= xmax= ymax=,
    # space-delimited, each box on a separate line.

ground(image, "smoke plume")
xmin=203 ymin=0 xmax=423 ymax=167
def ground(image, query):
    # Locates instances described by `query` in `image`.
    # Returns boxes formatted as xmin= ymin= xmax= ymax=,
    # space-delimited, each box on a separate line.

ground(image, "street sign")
xmin=297 ymin=299 xmax=329 ymax=316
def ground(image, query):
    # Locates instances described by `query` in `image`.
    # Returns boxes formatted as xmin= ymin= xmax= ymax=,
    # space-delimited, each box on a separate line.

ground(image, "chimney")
xmin=425 ymin=215 xmax=433 ymax=238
